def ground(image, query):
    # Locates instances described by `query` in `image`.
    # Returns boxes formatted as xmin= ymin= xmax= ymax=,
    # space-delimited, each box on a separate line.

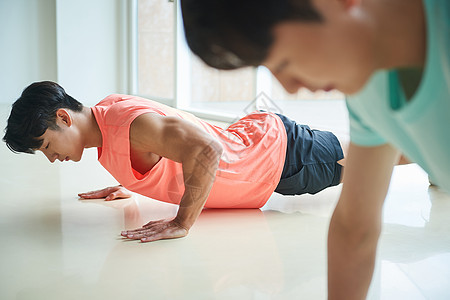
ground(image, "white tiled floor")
xmin=1 ymin=102 xmax=450 ymax=300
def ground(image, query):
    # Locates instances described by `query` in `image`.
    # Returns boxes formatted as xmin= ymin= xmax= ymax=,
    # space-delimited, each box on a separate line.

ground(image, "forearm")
xmin=327 ymin=143 xmax=398 ymax=299
xmin=174 ymin=139 xmax=223 ymax=230
xmin=327 ymin=208 xmax=381 ymax=300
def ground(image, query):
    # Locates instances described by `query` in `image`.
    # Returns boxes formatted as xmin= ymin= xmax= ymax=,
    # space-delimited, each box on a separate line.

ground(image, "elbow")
xmin=183 ymin=134 xmax=223 ymax=169
xmin=210 ymin=138 xmax=223 ymax=158
xmin=201 ymin=138 xmax=223 ymax=164
xmin=329 ymin=206 xmax=382 ymax=249
xmin=184 ymin=138 xmax=223 ymax=182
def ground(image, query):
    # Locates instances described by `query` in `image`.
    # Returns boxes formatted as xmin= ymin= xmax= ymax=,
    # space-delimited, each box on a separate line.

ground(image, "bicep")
xmin=336 ymin=142 xmax=400 ymax=226
xmin=129 ymin=113 xmax=215 ymax=163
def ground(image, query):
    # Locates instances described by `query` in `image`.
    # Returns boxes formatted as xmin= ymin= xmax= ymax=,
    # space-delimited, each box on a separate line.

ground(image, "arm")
xmin=122 ymin=113 xmax=223 ymax=242
xmin=328 ymin=142 xmax=399 ymax=300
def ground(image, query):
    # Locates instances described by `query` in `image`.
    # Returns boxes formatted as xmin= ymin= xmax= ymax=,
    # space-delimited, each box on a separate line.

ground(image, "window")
xmin=136 ymin=0 xmax=175 ymax=101
xmin=132 ymin=0 xmax=344 ymax=122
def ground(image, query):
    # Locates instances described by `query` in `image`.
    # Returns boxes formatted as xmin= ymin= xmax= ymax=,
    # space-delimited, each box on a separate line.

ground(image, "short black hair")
xmin=181 ymin=0 xmax=322 ymax=70
xmin=3 ymin=81 xmax=83 ymax=154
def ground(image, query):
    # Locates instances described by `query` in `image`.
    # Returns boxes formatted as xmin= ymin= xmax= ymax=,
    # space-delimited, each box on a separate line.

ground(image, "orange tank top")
xmin=91 ymin=94 xmax=287 ymax=208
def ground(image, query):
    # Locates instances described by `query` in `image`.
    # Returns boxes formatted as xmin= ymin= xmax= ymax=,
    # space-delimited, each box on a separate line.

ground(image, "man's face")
xmin=37 ymin=111 xmax=84 ymax=163
xmin=263 ymin=0 xmax=376 ymax=95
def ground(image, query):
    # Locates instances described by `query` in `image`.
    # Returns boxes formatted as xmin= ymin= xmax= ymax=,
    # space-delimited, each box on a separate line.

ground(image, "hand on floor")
xmin=78 ymin=185 xmax=133 ymax=201
xmin=121 ymin=219 xmax=188 ymax=243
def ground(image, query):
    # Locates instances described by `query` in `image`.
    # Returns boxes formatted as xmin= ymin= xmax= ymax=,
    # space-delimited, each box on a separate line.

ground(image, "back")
xmin=92 ymin=95 xmax=287 ymax=208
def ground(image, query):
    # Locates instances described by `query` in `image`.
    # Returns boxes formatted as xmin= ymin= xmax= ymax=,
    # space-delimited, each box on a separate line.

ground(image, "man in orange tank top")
xmin=5 ymin=81 xmax=350 ymax=242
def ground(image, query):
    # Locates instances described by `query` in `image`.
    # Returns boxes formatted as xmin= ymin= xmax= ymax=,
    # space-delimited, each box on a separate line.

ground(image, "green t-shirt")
xmin=346 ymin=0 xmax=450 ymax=192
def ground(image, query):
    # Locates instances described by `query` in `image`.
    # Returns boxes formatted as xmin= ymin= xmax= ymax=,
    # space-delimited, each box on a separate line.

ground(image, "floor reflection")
xmin=1 ymin=104 xmax=450 ymax=300
xmin=71 ymin=168 xmax=450 ymax=300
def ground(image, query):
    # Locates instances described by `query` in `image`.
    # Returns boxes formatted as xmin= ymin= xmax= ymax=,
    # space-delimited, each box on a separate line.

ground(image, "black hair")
xmin=180 ymin=0 xmax=322 ymax=70
xmin=3 ymin=81 xmax=83 ymax=154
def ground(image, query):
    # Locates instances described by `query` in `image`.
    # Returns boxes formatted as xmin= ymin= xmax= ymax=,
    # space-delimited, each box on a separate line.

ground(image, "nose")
xmin=43 ymin=151 xmax=57 ymax=163
xmin=271 ymin=72 xmax=302 ymax=94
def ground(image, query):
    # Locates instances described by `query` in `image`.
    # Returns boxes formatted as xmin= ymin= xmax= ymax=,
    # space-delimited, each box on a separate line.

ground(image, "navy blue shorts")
xmin=275 ymin=114 xmax=344 ymax=196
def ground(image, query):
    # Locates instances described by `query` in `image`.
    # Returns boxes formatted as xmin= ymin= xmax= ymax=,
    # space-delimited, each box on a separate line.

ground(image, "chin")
xmin=345 ymin=73 xmax=374 ymax=95
xmin=341 ymin=86 xmax=359 ymax=95
xmin=70 ymin=155 xmax=81 ymax=162
xmin=336 ymin=81 xmax=363 ymax=95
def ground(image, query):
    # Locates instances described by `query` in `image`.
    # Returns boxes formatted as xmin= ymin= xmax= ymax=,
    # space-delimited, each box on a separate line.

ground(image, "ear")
xmin=55 ymin=109 xmax=73 ymax=127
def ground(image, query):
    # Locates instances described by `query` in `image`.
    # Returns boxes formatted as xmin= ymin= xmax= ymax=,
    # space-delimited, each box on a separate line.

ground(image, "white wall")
xmin=56 ymin=0 xmax=127 ymax=105
xmin=0 ymin=0 xmax=57 ymax=104
xmin=0 ymin=0 xmax=127 ymax=106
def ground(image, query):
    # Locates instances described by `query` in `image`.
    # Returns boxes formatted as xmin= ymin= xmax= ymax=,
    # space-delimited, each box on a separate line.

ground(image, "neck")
xmin=369 ymin=0 xmax=426 ymax=70
xmin=77 ymin=106 xmax=102 ymax=148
